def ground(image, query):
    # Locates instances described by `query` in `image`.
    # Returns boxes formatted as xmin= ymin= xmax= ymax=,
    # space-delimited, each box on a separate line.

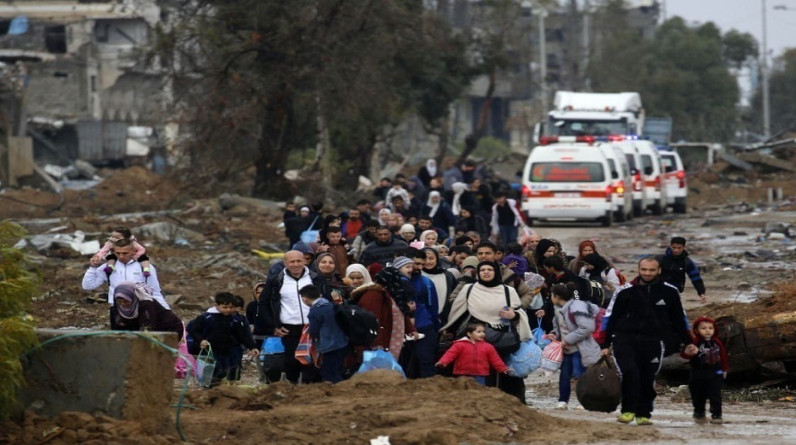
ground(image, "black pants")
xmin=486 ymin=361 xmax=527 ymax=404
xmin=613 ymin=336 xmax=663 ymax=418
xmin=320 ymin=347 xmax=348 ymax=383
xmin=690 ymin=370 xmax=723 ymax=417
xmin=265 ymin=324 xmax=319 ymax=384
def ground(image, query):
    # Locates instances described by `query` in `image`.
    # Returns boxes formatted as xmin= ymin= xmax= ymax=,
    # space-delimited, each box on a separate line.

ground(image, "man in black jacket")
xmin=600 ymin=256 xmax=691 ymax=426
xmin=254 ymin=250 xmax=330 ymax=383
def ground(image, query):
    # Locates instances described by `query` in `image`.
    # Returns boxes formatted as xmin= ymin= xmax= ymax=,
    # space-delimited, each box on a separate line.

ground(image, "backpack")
xmin=584 ymin=279 xmax=607 ymax=308
xmin=568 ymin=301 xmax=607 ymax=345
xmin=335 ymin=304 xmax=379 ymax=347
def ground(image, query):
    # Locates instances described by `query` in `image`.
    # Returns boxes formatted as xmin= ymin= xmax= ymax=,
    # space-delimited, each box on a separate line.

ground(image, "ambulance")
xmin=633 ymin=140 xmax=667 ymax=215
xmin=659 ymin=149 xmax=688 ymax=213
xmin=521 ymin=138 xmax=615 ymax=226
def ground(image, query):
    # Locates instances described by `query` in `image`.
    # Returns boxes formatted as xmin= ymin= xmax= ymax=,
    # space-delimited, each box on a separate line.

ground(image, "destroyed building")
xmin=0 ymin=0 xmax=169 ymax=186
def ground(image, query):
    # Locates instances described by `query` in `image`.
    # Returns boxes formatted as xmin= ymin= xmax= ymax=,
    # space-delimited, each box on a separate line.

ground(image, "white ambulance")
xmin=597 ymin=142 xmax=634 ymax=222
xmin=659 ymin=149 xmax=688 ymax=213
xmin=521 ymin=138 xmax=615 ymax=226
xmin=615 ymin=140 xmax=648 ymax=217
xmin=633 ymin=140 xmax=667 ymax=215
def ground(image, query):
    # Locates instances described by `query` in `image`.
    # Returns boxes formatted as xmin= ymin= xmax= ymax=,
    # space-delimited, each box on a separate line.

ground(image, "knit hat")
xmin=392 ymin=256 xmax=413 ymax=270
xmin=461 ymin=256 xmax=479 ymax=271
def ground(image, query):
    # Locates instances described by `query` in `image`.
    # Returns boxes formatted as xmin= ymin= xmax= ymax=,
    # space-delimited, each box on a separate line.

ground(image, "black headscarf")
xmin=476 ymin=261 xmax=503 ymax=287
xmin=583 ymin=253 xmax=609 ymax=272
xmin=375 ymin=266 xmax=415 ymax=315
xmin=421 ymin=247 xmax=444 ymax=274
xmin=535 ymin=239 xmax=556 ymax=266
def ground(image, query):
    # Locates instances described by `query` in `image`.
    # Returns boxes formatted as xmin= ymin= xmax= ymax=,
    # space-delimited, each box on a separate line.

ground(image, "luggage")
xmin=335 ymin=304 xmax=379 ymax=347
xmin=505 ymin=339 xmax=542 ymax=378
xmin=575 ymin=356 xmax=621 ymax=413
xmin=195 ymin=345 xmax=216 ymax=388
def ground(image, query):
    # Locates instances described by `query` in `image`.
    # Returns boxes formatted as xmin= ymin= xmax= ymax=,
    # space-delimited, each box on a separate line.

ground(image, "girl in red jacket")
xmin=436 ymin=321 xmax=511 ymax=385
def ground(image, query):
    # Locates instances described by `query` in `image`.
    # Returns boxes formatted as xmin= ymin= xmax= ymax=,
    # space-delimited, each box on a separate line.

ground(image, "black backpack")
xmin=335 ymin=304 xmax=379 ymax=347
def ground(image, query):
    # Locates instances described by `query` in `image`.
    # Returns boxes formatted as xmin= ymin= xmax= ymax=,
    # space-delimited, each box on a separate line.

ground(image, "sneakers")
xmin=693 ymin=412 xmax=708 ymax=424
xmin=617 ymin=412 xmax=636 ymax=423
xmin=636 ymin=417 xmax=653 ymax=426
xmin=554 ymin=401 xmax=568 ymax=410
xmin=710 ymin=416 xmax=723 ymax=425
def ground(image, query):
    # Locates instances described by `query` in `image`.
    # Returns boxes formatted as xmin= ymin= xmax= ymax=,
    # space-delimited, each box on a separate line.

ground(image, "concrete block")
xmin=18 ymin=329 xmax=178 ymax=432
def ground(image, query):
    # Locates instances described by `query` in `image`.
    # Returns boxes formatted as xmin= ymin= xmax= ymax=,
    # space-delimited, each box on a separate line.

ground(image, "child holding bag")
xmin=548 ymin=283 xmax=601 ymax=410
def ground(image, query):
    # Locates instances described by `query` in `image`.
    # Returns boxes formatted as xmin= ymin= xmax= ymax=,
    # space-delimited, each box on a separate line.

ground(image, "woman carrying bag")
xmin=441 ymin=261 xmax=532 ymax=403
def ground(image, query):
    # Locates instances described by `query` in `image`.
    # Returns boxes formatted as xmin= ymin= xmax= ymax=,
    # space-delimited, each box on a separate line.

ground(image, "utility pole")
xmin=762 ymin=0 xmax=771 ymax=138
xmin=539 ymin=7 xmax=548 ymax=117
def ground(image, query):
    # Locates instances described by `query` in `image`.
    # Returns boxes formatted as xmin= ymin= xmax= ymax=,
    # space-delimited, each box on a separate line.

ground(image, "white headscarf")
xmin=426 ymin=159 xmax=437 ymax=177
xmin=378 ymin=208 xmax=392 ymax=225
xmin=426 ymin=191 xmax=441 ymax=218
xmin=345 ymin=264 xmax=373 ymax=287
xmin=451 ymin=182 xmax=468 ymax=216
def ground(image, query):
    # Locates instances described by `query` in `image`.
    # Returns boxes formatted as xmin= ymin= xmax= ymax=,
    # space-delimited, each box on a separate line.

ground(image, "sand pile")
xmin=175 ymin=370 xmax=657 ymax=444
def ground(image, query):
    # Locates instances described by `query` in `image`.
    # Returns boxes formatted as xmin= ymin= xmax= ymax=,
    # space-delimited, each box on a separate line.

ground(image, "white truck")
xmin=540 ymin=91 xmax=645 ymax=138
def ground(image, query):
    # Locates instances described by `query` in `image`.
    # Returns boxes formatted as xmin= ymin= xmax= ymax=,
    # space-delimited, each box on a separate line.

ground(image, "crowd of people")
xmin=81 ymin=159 xmax=723 ymax=426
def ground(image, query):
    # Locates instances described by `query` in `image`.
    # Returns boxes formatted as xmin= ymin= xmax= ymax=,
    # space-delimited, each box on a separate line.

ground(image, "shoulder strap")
xmin=503 ymin=285 xmax=511 ymax=308
xmin=465 ymin=283 xmax=474 ymax=301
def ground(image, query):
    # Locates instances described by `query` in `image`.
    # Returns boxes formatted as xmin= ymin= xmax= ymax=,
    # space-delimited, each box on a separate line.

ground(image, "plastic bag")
xmin=540 ymin=340 xmax=563 ymax=373
xmin=523 ymin=272 xmax=546 ymax=293
xmin=506 ymin=339 xmax=542 ymax=378
xmin=174 ymin=341 xmax=196 ymax=379
xmin=532 ymin=318 xmax=550 ymax=348
xmin=356 ymin=349 xmax=406 ymax=378
xmin=195 ymin=345 xmax=216 ymax=388
xmin=260 ymin=336 xmax=288 ymax=374
xmin=576 ymin=356 xmax=621 ymax=412
xmin=295 ymin=325 xmax=318 ymax=366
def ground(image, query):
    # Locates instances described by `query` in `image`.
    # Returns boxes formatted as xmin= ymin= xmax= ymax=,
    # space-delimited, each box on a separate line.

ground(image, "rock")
xmin=733 ymin=231 xmax=748 ymax=236
xmin=225 ymin=204 xmax=251 ymax=217
xmin=56 ymin=412 xmax=96 ymax=430
xmin=755 ymin=249 xmax=777 ymax=260
xmin=670 ymin=385 xmax=691 ymax=403
xmin=768 ymin=233 xmax=786 ymax=240
xmin=764 ymin=222 xmax=790 ymax=236
xmin=135 ymin=222 xmax=204 ymax=243
xmin=74 ymin=159 xmax=98 ymax=178
xmin=165 ymin=294 xmax=183 ymax=306
xmin=217 ymin=193 xmax=283 ymax=215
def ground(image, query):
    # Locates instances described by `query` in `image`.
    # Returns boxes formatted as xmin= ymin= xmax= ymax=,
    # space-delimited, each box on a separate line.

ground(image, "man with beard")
xmin=400 ymin=250 xmax=440 ymax=378
xmin=359 ymin=226 xmax=408 ymax=267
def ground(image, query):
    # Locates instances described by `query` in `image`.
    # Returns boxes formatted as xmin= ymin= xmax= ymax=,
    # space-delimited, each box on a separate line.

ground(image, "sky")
xmin=663 ymin=0 xmax=796 ymax=61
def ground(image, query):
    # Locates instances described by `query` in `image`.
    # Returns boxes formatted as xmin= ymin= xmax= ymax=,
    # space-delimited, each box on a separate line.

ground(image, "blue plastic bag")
xmin=356 ymin=349 xmax=406 ymax=378
xmin=259 ymin=336 xmax=285 ymax=361
xmin=532 ymin=317 xmax=550 ymax=348
xmin=506 ymin=339 xmax=542 ymax=378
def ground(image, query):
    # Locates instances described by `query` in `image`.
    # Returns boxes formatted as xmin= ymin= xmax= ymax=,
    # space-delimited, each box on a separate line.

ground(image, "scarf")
xmin=450 ymin=182 xmax=468 ymax=216
xmin=476 ymin=261 xmax=502 ymax=287
xmin=114 ymin=282 xmax=139 ymax=319
xmin=377 ymin=208 xmax=391 ymax=226
xmin=535 ymin=239 xmax=556 ymax=266
xmin=345 ymin=263 xmax=373 ymax=286
xmin=426 ymin=191 xmax=441 ymax=218
xmin=421 ymin=247 xmax=444 ymax=274
xmin=441 ymin=281 xmax=531 ymax=342
xmin=426 ymin=159 xmax=437 ymax=177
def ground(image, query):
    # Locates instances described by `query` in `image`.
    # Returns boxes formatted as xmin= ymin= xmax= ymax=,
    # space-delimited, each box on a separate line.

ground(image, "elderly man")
xmin=82 ymin=238 xmax=169 ymax=309
xmin=254 ymin=250 xmax=330 ymax=384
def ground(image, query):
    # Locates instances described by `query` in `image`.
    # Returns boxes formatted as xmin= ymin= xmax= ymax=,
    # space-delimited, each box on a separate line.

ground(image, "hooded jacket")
xmin=657 ymin=247 xmax=706 ymax=295
xmin=680 ymin=316 xmax=728 ymax=373
xmin=437 ymin=337 xmax=508 ymax=376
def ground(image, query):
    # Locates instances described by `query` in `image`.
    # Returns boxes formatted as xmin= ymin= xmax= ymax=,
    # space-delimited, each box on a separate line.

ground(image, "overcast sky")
xmin=663 ymin=0 xmax=796 ymax=60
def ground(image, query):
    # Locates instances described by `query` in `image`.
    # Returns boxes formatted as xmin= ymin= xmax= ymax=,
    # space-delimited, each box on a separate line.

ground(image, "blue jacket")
xmin=307 ymin=298 xmax=348 ymax=354
xmin=407 ymin=274 xmax=440 ymax=331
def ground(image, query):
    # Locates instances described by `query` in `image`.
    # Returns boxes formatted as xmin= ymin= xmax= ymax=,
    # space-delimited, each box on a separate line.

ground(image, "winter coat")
xmin=437 ymin=338 xmax=508 ymax=376
xmin=360 ymin=238 xmax=409 ymax=267
xmin=352 ymin=283 xmax=415 ymax=350
xmin=657 ymin=248 xmax=706 ymax=295
xmin=253 ymin=268 xmax=330 ymax=336
xmin=552 ymin=299 xmax=600 ymax=366
xmin=188 ymin=311 xmax=256 ymax=354
xmin=307 ymin=297 xmax=348 ymax=354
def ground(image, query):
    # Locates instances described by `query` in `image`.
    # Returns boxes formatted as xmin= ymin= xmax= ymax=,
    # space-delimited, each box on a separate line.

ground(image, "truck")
xmin=541 ymin=91 xmax=645 ymax=138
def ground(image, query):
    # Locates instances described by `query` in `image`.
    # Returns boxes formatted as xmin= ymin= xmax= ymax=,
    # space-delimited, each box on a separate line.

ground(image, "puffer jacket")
xmin=437 ymin=338 xmax=508 ymax=376
xmin=552 ymin=299 xmax=601 ymax=366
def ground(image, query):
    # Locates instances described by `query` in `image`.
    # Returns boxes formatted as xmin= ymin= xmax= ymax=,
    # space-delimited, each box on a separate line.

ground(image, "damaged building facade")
xmin=0 ymin=0 xmax=169 ymax=185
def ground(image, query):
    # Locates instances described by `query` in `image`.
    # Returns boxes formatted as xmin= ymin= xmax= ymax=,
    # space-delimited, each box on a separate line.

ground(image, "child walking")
xmin=92 ymin=227 xmax=150 ymax=276
xmin=189 ymin=292 xmax=259 ymax=385
xmin=681 ymin=316 xmax=727 ymax=424
xmin=549 ymin=283 xmax=601 ymax=410
xmin=435 ymin=321 xmax=511 ymax=385
xmin=301 ymin=285 xmax=349 ymax=383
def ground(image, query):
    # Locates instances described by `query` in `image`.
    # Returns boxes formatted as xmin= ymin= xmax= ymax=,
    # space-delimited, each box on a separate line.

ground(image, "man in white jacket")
xmin=82 ymin=238 xmax=169 ymax=309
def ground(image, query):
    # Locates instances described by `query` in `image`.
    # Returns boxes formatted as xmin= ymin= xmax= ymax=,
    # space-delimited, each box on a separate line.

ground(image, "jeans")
xmin=320 ymin=347 xmax=348 ymax=383
xmin=558 ymin=352 xmax=586 ymax=403
xmin=458 ymin=375 xmax=486 ymax=385
xmin=498 ymin=225 xmax=518 ymax=249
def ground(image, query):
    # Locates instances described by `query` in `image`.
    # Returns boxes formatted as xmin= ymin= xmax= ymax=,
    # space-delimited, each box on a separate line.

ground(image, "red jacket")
xmin=438 ymin=338 xmax=508 ymax=376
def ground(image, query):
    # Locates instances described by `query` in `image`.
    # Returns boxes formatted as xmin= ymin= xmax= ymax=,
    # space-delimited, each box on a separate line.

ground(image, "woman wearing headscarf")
xmin=530 ymin=238 xmax=559 ymax=332
xmin=377 ymin=208 xmax=392 ymax=226
xmin=454 ymin=206 xmax=490 ymax=240
xmin=420 ymin=229 xmax=439 ymax=249
xmin=111 ymin=282 xmax=183 ymax=340
xmin=346 ymin=264 xmax=416 ymax=360
xmin=568 ymin=240 xmax=614 ymax=275
xmin=421 ymin=191 xmax=455 ymax=235
xmin=417 ymin=158 xmax=438 ymax=187
xmin=580 ymin=253 xmax=622 ymax=295
xmin=314 ymin=253 xmax=351 ymax=303
xmin=441 ymin=261 xmax=531 ymax=402
xmin=421 ymin=247 xmax=457 ymax=320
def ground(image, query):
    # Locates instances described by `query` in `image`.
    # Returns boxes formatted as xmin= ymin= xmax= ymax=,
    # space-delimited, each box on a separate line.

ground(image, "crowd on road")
xmin=80 ymin=158 xmax=725 ymax=426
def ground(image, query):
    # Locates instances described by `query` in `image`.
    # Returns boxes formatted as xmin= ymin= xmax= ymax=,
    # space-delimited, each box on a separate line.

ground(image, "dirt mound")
xmin=687 ymin=171 xmax=796 ymax=208
xmin=690 ymin=278 xmax=796 ymax=322
xmin=175 ymin=370 xmax=658 ymax=444
xmin=0 ymin=410 xmax=181 ymax=445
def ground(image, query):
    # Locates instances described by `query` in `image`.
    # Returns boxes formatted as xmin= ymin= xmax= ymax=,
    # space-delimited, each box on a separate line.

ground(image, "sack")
xmin=485 ymin=324 xmax=521 ymax=356
xmin=540 ymin=340 xmax=563 ymax=373
xmin=523 ymin=272 xmax=546 ymax=293
xmin=567 ymin=304 xmax=607 ymax=345
xmin=356 ymin=349 xmax=405 ymax=377
xmin=174 ymin=340 xmax=197 ymax=379
xmin=575 ymin=356 xmax=621 ymax=412
xmin=300 ymin=216 xmax=321 ymax=244
xmin=195 ymin=345 xmax=216 ymax=388
xmin=335 ymin=304 xmax=379 ymax=347
xmin=506 ymin=339 xmax=542 ymax=378
xmin=532 ymin=318 xmax=550 ymax=348
xmin=295 ymin=325 xmax=319 ymax=366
